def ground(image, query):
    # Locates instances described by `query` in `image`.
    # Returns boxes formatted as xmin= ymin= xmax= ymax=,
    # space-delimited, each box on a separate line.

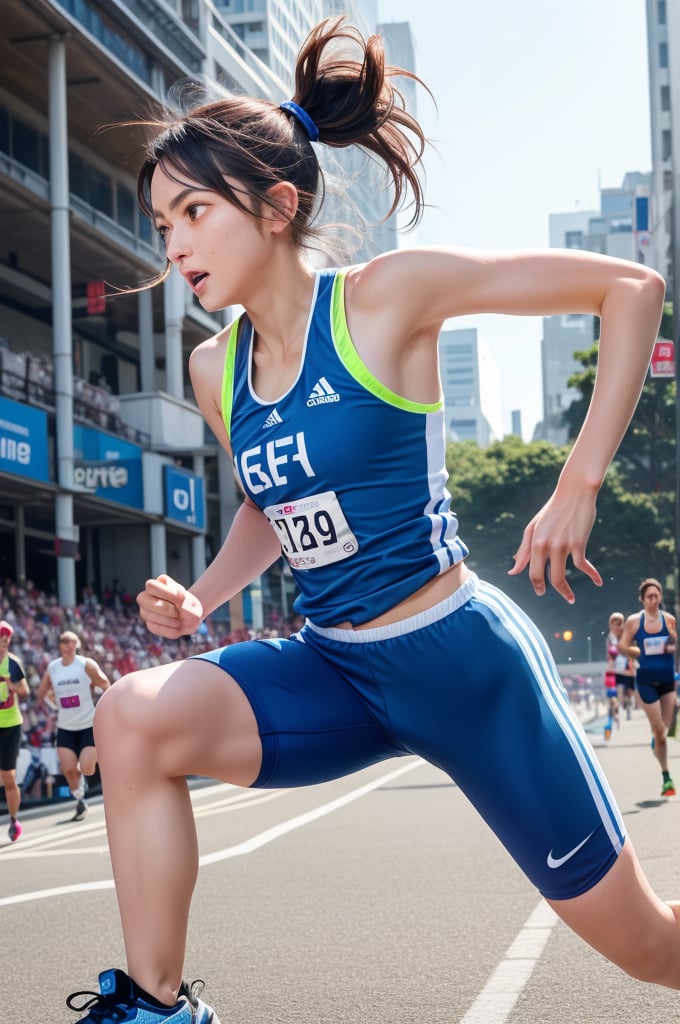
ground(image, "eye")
xmin=186 ymin=202 xmax=207 ymax=222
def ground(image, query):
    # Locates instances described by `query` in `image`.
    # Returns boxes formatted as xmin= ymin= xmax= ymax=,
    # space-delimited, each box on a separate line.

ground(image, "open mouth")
xmin=188 ymin=271 xmax=208 ymax=289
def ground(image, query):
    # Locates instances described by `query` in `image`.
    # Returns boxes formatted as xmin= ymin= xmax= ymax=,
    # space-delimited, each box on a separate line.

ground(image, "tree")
xmin=446 ymin=436 xmax=675 ymax=663
xmin=562 ymin=303 xmax=676 ymax=493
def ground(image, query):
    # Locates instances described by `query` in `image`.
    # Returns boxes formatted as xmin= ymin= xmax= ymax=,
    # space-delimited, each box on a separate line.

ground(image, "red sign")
xmin=650 ymin=338 xmax=674 ymax=378
xmin=86 ymin=280 xmax=106 ymax=315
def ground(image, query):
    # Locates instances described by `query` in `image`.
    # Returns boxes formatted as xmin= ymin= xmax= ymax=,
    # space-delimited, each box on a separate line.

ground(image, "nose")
xmin=165 ymin=229 xmax=191 ymax=265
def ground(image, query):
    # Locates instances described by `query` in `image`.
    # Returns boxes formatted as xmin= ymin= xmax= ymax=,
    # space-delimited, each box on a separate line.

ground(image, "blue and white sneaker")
xmin=66 ymin=968 xmax=221 ymax=1023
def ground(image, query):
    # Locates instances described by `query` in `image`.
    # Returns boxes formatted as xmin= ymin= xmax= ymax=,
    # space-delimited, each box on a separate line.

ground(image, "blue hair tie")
xmin=279 ymin=101 xmax=320 ymax=143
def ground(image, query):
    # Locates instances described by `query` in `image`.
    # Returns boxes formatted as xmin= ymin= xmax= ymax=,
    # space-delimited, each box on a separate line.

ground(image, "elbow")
xmin=637 ymin=266 xmax=667 ymax=308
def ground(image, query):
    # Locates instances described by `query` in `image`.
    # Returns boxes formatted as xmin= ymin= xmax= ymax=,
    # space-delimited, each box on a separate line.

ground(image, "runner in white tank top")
xmin=38 ymin=630 xmax=110 ymax=821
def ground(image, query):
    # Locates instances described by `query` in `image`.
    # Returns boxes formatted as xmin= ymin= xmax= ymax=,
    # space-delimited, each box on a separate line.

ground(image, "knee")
xmin=93 ymin=672 xmax=143 ymax=747
xmin=651 ymin=721 xmax=667 ymax=742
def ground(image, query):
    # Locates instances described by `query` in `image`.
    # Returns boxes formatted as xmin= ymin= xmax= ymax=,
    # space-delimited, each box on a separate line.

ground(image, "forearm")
xmin=189 ymin=500 xmax=282 ymax=617
xmin=557 ymin=275 xmax=665 ymax=492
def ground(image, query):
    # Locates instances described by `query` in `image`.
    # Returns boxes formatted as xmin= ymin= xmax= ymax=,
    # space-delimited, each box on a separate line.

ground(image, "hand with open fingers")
xmin=136 ymin=574 xmax=204 ymax=638
xmin=508 ymin=488 xmax=602 ymax=604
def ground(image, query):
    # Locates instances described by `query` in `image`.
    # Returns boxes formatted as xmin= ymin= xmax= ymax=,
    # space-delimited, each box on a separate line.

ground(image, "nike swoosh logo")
xmin=546 ymin=830 xmax=595 ymax=869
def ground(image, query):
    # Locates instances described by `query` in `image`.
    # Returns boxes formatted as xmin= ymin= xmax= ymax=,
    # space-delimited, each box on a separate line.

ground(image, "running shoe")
xmin=661 ymin=778 xmax=676 ymax=797
xmin=8 ymin=819 xmax=22 ymax=842
xmin=66 ymin=968 xmax=221 ymax=1023
xmin=72 ymin=799 xmax=88 ymax=822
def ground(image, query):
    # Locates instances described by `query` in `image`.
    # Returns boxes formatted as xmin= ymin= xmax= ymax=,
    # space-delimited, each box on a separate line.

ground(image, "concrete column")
xmin=163 ymin=272 xmax=185 ymax=399
xmin=191 ymin=453 xmax=206 ymax=577
xmin=138 ymin=288 xmax=155 ymax=392
xmin=150 ymin=522 xmax=167 ymax=580
xmin=14 ymin=505 xmax=26 ymax=583
xmin=49 ymin=35 xmax=76 ymax=608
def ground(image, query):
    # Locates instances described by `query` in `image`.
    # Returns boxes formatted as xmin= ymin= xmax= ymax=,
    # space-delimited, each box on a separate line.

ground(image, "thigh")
xmin=660 ymin=689 xmax=677 ymax=727
xmin=57 ymin=743 xmax=79 ymax=775
xmin=196 ymin=636 xmax=402 ymax=788
xmin=361 ymin=579 xmax=625 ymax=900
xmin=94 ymin=658 xmax=263 ymax=788
xmin=78 ymin=735 xmax=98 ymax=774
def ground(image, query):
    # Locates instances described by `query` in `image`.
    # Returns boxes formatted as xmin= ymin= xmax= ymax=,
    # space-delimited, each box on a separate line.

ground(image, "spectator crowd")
xmin=0 ymin=576 xmax=302 ymax=803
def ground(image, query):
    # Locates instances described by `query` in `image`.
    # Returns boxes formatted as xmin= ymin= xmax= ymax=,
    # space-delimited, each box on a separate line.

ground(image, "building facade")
xmin=438 ymin=327 xmax=503 ymax=447
xmin=0 ymin=0 xmax=402 ymax=618
xmin=646 ymin=0 xmax=676 ymax=297
xmin=537 ymin=173 xmax=653 ymax=445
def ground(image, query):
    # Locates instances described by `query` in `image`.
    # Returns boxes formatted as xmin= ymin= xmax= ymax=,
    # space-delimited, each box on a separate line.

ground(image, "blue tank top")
xmin=634 ymin=612 xmax=674 ymax=684
xmin=221 ymin=268 xmax=468 ymax=626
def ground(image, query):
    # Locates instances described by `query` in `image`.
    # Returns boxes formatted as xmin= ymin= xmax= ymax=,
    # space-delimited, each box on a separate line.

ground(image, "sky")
xmin=376 ymin=0 xmax=652 ymax=439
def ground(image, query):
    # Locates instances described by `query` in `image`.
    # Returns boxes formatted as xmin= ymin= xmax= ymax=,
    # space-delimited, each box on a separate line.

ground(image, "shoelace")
xmin=180 ymin=979 xmax=207 ymax=1009
xmin=66 ymin=980 xmax=207 ymax=1021
xmin=65 ymin=989 xmax=129 ymax=1022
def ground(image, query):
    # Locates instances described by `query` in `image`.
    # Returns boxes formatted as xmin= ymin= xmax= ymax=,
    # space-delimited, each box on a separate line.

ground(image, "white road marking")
xmin=0 ymin=758 xmax=422 ymax=906
xmin=0 ymin=789 xmax=287 ymax=857
xmin=459 ymin=900 xmax=559 ymax=1024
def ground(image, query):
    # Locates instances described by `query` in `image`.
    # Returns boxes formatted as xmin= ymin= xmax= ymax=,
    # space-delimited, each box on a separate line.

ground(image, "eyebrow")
xmin=152 ymin=186 xmax=205 ymax=222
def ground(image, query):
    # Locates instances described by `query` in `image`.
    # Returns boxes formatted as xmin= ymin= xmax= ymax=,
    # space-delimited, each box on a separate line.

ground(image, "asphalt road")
xmin=2 ymin=708 xmax=679 ymax=1024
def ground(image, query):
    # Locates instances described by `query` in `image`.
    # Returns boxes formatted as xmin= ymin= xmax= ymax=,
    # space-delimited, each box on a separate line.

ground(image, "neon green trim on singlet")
xmin=330 ymin=271 xmax=443 ymax=414
xmin=220 ymin=319 xmax=241 ymax=437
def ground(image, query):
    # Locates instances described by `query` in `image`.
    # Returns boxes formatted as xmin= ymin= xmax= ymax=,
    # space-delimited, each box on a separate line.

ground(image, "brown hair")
xmin=638 ymin=577 xmax=663 ymax=601
xmin=135 ymin=16 xmax=428 ymax=286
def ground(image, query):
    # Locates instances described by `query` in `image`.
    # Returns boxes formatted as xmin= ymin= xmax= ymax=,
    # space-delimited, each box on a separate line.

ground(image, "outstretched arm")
xmin=507 ymin=266 xmax=665 ymax=601
xmin=348 ymin=248 xmax=666 ymax=601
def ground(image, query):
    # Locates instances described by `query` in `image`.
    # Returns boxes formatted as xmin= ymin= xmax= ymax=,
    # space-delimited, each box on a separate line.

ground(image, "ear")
xmin=266 ymin=181 xmax=299 ymax=234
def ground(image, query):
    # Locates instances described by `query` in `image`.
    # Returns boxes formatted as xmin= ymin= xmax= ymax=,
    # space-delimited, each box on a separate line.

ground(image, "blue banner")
xmin=73 ymin=425 xmax=143 ymax=508
xmin=0 ymin=396 xmax=49 ymax=482
xmin=163 ymin=464 xmax=205 ymax=529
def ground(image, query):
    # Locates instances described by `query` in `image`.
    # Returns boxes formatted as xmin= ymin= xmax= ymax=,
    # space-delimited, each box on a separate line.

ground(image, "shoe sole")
xmin=197 ymin=1002 xmax=221 ymax=1024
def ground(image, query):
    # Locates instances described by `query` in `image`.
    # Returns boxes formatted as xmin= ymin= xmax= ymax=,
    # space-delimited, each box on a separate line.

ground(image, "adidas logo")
xmin=306 ymin=377 xmax=340 ymax=407
xmin=262 ymin=408 xmax=283 ymax=429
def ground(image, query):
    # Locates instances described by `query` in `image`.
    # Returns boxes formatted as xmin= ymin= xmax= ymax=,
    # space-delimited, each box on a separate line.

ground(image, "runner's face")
xmin=150 ymin=164 xmax=267 ymax=312
xmin=59 ymin=636 xmax=78 ymax=660
xmin=641 ymin=587 xmax=661 ymax=614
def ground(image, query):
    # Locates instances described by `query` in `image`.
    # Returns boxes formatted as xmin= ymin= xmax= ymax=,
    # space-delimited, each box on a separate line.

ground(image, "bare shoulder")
xmin=344 ymin=249 xmax=452 ymax=304
xmin=189 ymin=323 xmax=233 ymax=379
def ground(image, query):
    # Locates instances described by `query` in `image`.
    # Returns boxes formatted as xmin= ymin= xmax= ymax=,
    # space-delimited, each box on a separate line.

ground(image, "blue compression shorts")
xmin=195 ymin=573 xmax=625 ymax=900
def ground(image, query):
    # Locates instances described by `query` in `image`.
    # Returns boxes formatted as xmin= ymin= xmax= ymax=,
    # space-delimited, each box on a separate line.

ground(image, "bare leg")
xmin=639 ymin=700 xmax=670 ymax=773
xmin=79 ymin=745 xmax=98 ymax=777
xmin=94 ymin=660 xmax=261 ymax=1005
xmin=660 ymin=690 xmax=676 ymax=732
xmin=548 ymin=841 xmax=680 ymax=988
xmin=57 ymin=746 xmax=83 ymax=794
xmin=1 ymin=768 xmax=20 ymax=819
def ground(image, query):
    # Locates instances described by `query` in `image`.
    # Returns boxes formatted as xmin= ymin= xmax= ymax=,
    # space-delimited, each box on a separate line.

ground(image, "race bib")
xmin=263 ymin=490 xmax=359 ymax=570
xmin=60 ymin=694 xmax=81 ymax=708
xmin=643 ymin=635 xmax=667 ymax=657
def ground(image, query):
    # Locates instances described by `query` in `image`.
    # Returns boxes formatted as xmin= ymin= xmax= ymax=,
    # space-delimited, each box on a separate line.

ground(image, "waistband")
xmin=303 ymin=572 xmax=479 ymax=644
